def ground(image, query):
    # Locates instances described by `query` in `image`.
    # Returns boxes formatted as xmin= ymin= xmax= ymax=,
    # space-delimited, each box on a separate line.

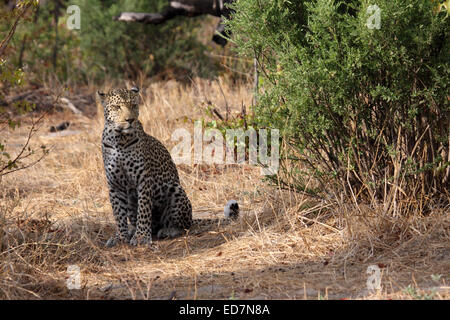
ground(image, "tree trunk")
xmin=52 ymin=0 xmax=61 ymax=70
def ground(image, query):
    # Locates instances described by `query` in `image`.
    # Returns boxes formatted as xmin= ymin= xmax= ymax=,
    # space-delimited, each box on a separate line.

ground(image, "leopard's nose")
xmin=126 ymin=119 xmax=134 ymax=124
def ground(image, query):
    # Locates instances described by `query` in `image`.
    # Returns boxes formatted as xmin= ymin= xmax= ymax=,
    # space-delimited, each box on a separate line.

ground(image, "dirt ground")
xmin=0 ymin=79 xmax=448 ymax=300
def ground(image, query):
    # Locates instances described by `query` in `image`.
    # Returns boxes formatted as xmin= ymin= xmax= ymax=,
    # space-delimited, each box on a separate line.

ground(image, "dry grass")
xmin=0 ymin=78 xmax=448 ymax=300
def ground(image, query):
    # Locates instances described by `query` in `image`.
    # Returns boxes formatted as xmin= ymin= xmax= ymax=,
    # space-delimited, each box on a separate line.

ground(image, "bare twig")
xmin=217 ymin=79 xmax=230 ymax=121
xmin=0 ymin=112 xmax=48 ymax=177
xmin=212 ymin=108 xmax=224 ymax=121
xmin=0 ymin=3 xmax=32 ymax=57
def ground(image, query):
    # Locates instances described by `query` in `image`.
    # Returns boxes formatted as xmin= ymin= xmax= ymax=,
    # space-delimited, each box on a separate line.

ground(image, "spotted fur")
xmin=99 ymin=87 xmax=238 ymax=247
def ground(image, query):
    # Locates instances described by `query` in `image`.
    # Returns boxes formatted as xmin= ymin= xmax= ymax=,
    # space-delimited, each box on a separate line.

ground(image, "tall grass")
xmin=0 ymin=78 xmax=448 ymax=299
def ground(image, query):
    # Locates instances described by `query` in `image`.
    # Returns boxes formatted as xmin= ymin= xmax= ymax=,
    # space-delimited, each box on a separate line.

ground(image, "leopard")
xmin=98 ymin=87 xmax=239 ymax=247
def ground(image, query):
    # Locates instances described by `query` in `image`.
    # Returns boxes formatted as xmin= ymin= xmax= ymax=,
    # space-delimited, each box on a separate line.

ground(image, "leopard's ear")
xmin=97 ymin=90 xmax=106 ymax=101
xmin=130 ymin=86 xmax=139 ymax=93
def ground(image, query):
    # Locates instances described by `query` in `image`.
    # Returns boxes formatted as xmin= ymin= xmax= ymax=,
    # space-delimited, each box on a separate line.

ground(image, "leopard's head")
xmin=98 ymin=87 xmax=140 ymax=132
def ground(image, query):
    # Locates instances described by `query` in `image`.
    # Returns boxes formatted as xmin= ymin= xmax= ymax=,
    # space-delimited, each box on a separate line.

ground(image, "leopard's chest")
xmin=102 ymin=145 xmax=144 ymax=187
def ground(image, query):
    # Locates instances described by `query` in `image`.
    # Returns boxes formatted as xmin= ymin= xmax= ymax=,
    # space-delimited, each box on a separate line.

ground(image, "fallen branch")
xmin=59 ymin=97 xmax=82 ymax=115
xmin=5 ymin=89 xmax=45 ymax=104
xmin=4 ymin=88 xmax=94 ymax=115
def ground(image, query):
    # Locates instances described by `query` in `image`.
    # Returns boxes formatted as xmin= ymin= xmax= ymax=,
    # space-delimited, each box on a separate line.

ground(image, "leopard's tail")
xmin=191 ymin=200 xmax=240 ymax=232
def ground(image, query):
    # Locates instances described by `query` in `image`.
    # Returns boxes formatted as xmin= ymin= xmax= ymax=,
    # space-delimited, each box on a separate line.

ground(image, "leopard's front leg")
xmin=106 ymin=188 xmax=132 ymax=247
xmin=127 ymin=188 xmax=138 ymax=239
xmin=130 ymin=181 xmax=153 ymax=246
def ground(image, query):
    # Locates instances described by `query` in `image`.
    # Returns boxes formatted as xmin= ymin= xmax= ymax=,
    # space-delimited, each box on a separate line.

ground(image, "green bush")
xmin=6 ymin=0 xmax=220 ymax=83
xmin=1 ymin=1 xmax=48 ymax=177
xmin=77 ymin=0 xmax=218 ymax=81
xmin=3 ymin=1 xmax=80 ymax=82
xmin=227 ymin=0 xmax=449 ymax=209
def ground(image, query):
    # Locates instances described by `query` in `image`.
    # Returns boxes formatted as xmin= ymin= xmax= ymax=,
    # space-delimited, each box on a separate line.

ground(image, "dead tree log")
xmin=114 ymin=0 xmax=235 ymax=46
